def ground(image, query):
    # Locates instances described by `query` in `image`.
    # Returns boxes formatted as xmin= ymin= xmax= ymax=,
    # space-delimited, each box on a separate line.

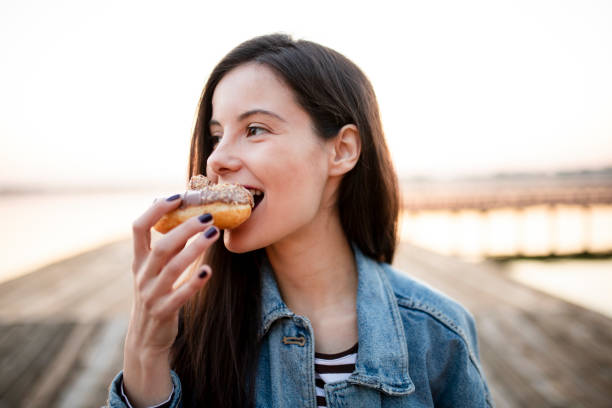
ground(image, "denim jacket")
xmin=108 ymin=245 xmax=494 ymax=407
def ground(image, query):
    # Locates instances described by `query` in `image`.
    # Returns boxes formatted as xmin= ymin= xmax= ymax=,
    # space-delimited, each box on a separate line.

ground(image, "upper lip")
xmin=242 ymin=185 xmax=263 ymax=192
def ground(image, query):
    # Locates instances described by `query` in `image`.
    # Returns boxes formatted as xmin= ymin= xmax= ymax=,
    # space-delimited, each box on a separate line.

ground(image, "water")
xmin=0 ymin=190 xmax=173 ymax=282
xmin=399 ymin=205 xmax=612 ymax=260
xmin=1 ymin=194 xmax=611 ymax=319
xmin=503 ymin=259 xmax=612 ymax=318
xmin=398 ymin=205 xmax=612 ymax=318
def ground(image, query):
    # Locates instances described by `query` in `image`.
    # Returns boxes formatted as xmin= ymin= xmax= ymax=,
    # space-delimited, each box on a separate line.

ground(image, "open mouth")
xmin=247 ymin=188 xmax=264 ymax=210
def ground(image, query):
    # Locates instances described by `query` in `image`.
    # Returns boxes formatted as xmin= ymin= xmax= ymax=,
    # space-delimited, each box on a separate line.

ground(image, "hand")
xmin=122 ymin=194 xmax=219 ymax=407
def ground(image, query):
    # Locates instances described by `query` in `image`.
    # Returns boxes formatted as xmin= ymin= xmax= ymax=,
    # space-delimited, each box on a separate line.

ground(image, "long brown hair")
xmin=171 ymin=33 xmax=399 ymax=407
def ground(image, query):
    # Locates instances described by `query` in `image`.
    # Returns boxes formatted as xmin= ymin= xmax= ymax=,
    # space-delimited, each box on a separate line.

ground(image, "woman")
xmin=108 ymin=34 xmax=493 ymax=408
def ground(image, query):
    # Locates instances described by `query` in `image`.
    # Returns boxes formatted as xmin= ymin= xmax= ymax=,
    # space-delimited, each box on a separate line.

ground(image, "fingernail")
xmin=166 ymin=194 xmax=181 ymax=202
xmin=198 ymin=267 xmax=209 ymax=279
xmin=204 ymin=226 xmax=218 ymax=239
xmin=199 ymin=213 xmax=212 ymax=223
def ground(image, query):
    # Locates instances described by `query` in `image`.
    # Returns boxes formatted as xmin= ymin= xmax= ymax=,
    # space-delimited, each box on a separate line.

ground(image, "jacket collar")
xmin=258 ymin=244 xmax=415 ymax=396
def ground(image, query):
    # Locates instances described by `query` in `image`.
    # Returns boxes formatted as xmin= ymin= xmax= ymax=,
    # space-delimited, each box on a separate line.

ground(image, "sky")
xmin=1 ymin=0 xmax=611 ymax=189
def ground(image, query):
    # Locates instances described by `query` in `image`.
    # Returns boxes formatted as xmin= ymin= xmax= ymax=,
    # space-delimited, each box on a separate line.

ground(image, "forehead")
xmin=211 ymin=62 xmax=304 ymax=123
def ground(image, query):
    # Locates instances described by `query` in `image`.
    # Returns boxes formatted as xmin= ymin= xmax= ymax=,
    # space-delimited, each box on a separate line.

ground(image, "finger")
xmin=142 ymin=213 xmax=215 ymax=282
xmin=132 ymin=194 xmax=183 ymax=272
xmin=151 ymin=226 xmax=219 ymax=297
xmin=155 ymin=265 xmax=212 ymax=319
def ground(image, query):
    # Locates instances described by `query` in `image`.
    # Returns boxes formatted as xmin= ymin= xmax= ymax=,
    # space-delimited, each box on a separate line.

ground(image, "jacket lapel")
xmin=347 ymin=244 xmax=415 ymax=396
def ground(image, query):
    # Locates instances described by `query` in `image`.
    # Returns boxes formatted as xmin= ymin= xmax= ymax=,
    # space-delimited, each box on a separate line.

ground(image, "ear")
xmin=328 ymin=124 xmax=361 ymax=176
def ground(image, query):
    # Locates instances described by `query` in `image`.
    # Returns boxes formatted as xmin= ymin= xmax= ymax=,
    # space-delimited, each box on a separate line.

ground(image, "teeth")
xmin=247 ymin=188 xmax=263 ymax=196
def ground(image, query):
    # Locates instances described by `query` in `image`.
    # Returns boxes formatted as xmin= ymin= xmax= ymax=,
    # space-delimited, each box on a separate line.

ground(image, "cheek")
xmin=223 ymin=136 xmax=330 ymax=252
xmin=266 ymin=146 xmax=328 ymax=217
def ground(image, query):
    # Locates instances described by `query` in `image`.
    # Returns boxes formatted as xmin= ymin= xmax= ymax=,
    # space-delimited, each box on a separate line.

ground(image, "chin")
xmin=223 ymin=227 xmax=262 ymax=254
xmin=223 ymin=235 xmax=251 ymax=254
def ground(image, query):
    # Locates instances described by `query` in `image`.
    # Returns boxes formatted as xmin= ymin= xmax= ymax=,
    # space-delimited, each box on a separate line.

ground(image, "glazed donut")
xmin=153 ymin=175 xmax=253 ymax=233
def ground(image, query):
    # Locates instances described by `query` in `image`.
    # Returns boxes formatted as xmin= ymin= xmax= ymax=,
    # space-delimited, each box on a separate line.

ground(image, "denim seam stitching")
xmin=259 ymin=304 xmax=293 ymax=337
xmin=347 ymin=374 xmax=413 ymax=394
xmin=375 ymin=264 xmax=412 ymax=377
xmin=395 ymin=296 xmax=493 ymax=405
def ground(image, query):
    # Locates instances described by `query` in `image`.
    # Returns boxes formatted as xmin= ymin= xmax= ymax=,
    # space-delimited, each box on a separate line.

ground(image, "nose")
xmin=206 ymin=137 xmax=242 ymax=177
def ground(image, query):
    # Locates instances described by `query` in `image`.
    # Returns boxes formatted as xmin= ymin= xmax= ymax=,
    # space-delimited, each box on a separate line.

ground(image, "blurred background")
xmin=1 ymin=0 xmax=611 ymax=407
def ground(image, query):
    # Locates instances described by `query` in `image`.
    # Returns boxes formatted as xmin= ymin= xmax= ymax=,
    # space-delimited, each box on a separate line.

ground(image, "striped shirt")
xmin=314 ymin=343 xmax=358 ymax=407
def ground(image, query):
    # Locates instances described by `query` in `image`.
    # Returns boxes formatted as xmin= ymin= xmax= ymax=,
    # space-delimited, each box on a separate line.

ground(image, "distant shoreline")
xmin=2 ymin=166 xmax=611 ymax=196
xmin=490 ymin=250 xmax=612 ymax=262
xmin=401 ymin=166 xmax=612 ymax=185
xmin=0 ymin=184 xmax=184 ymax=196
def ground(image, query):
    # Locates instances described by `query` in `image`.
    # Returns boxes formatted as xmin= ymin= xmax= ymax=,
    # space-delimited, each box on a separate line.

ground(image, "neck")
xmin=265 ymin=209 xmax=357 ymax=319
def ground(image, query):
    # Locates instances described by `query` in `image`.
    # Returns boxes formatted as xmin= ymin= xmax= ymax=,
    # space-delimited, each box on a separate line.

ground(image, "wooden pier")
xmin=0 ymin=239 xmax=611 ymax=407
xmin=401 ymin=177 xmax=612 ymax=212
xmin=400 ymin=177 xmax=612 ymax=258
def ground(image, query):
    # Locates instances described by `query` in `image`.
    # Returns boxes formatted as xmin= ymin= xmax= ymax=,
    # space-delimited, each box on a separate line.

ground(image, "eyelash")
xmin=246 ymin=125 xmax=266 ymax=137
xmin=210 ymin=126 xmax=267 ymax=147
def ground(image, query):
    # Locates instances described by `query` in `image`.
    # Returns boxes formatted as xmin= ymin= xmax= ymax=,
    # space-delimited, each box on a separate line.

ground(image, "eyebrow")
xmin=209 ymin=109 xmax=287 ymax=127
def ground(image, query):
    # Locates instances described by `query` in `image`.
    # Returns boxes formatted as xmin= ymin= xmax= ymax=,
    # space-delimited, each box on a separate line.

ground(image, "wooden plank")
xmin=393 ymin=242 xmax=612 ymax=407
xmin=489 ymin=308 xmax=610 ymax=406
xmin=22 ymin=322 xmax=98 ymax=408
xmin=55 ymin=318 xmax=127 ymax=408
xmin=0 ymin=324 xmax=32 ymax=361
xmin=477 ymin=357 xmax=517 ymax=408
xmin=0 ymin=240 xmax=126 ymax=296
xmin=0 ymin=240 xmax=132 ymax=323
xmin=478 ymin=325 xmax=552 ymax=408
xmin=68 ymin=269 xmax=132 ymax=321
xmin=0 ymin=322 xmax=75 ymax=406
xmin=478 ymin=314 xmax=567 ymax=407
xmin=1 ymin=239 xmax=611 ymax=407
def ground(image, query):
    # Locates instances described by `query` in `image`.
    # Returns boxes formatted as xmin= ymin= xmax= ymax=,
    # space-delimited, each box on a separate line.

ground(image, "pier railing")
xmin=399 ymin=177 xmax=612 ymax=257
xmin=401 ymin=178 xmax=612 ymax=212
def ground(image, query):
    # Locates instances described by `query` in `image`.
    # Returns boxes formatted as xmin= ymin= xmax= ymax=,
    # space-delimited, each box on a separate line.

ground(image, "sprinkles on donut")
xmin=153 ymin=175 xmax=253 ymax=233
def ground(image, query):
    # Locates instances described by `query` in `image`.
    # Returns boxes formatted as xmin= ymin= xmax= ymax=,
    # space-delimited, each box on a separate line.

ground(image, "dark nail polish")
xmin=198 ymin=269 xmax=208 ymax=279
xmin=199 ymin=213 xmax=213 ymax=223
xmin=204 ymin=226 xmax=218 ymax=239
xmin=166 ymin=194 xmax=181 ymax=202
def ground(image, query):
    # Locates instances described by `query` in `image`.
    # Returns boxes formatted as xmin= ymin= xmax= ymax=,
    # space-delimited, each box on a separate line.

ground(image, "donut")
xmin=153 ymin=175 xmax=253 ymax=233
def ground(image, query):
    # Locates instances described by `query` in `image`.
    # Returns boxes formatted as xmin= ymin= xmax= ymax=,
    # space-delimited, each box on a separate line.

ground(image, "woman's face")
xmin=206 ymin=62 xmax=333 ymax=253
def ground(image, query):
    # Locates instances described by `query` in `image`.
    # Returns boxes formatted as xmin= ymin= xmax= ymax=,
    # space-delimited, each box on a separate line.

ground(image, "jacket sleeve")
xmin=106 ymin=370 xmax=183 ymax=408
xmin=429 ymin=312 xmax=494 ymax=408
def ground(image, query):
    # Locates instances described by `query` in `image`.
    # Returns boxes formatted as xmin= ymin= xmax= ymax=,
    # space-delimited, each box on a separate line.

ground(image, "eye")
xmin=210 ymin=135 xmax=221 ymax=149
xmin=246 ymin=126 xmax=267 ymax=137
